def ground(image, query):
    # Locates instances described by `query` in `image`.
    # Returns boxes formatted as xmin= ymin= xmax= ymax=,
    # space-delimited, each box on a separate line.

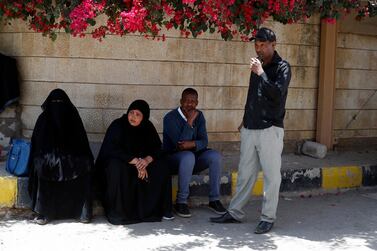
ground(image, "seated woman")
xmin=28 ymin=88 xmax=94 ymax=225
xmin=95 ymin=100 xmax=172 ymax=225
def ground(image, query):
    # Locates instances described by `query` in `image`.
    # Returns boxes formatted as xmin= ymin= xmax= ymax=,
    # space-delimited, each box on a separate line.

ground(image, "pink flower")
xmin=69 ymin=0 xmax=106 ymax=37
xmin=183 ymin=0 xmax=196 ymax=4
xmin=120 ymin=0 xmax=148 ymax=33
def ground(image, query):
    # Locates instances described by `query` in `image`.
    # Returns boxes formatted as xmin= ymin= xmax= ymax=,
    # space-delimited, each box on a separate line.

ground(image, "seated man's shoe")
xmin=78 ymin=217 xmax=91 ymax=224
xmin=35 ymin=215 xmax=49 ymax=225
xmin=162 ymin=211 xmax=175 ymax=221
xmin=254 ymin=221 xmax=274 ymax=234
xmin=208 ymin=200 xmax=227 ymax=215
xmin=210 ymin=212 xmax=240 ymax=223
xmin=174 ymin=203 xmax=191 ymax=218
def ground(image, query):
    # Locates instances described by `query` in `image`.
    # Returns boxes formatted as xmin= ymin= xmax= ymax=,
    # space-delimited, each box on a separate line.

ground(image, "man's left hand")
xmin=177 ymin=141 xmax=196 ymax=150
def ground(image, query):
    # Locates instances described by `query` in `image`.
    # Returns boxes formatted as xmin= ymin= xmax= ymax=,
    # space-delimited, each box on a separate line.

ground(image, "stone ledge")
xmin=1 ymin=164 xmax=376 ymax=210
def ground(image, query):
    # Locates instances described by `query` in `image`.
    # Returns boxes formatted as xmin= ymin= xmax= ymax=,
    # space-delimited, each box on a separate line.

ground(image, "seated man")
xmin=163 ymin=87 xmax=226 ymax=217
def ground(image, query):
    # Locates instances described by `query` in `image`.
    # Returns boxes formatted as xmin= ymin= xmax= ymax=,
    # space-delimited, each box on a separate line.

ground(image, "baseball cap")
xmin=250 ymin=27 xmax=276 ymax=42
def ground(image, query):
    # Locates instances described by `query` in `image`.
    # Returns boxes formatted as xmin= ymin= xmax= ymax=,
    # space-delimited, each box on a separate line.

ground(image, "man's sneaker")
xmin=254 ymin=221 xmax=274 ymax=234
xmin=35 ymin=215 xmax=49 ymax=225
xmin=162 ymin=211 xmax=175 ymax=221
xmin=208 ymin=200 xmax=226 ymax=215
xmin=174 ymin=203 xmax=191 ymax=218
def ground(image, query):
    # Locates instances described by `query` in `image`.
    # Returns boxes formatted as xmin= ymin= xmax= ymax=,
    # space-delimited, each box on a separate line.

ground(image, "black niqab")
xmin=29 ymin=88 xmax=93 ymax=181
xmin=36 ymin=88 xmax=92 ymax=155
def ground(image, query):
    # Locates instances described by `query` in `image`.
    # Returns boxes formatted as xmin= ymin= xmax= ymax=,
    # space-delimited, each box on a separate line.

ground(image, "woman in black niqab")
xmin=95 ymin=99 xmax=172 ymax=225
xmin=28 ymin=88 xmax=93 ymax=224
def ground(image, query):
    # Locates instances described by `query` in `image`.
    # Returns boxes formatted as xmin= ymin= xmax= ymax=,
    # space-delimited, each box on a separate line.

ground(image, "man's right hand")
xmin=186 ymin=109 xmax=199 ymax=127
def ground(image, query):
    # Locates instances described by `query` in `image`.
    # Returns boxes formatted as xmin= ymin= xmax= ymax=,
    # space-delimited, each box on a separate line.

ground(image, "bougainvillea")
xmin=0 ymin=0 xmax=374 ymax=41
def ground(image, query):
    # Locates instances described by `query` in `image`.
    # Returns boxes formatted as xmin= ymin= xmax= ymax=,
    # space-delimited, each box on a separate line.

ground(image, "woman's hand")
xmin=135 ymin=158 xmax=149 ymax=170
xmin=129 ymin=158 xmax=139 ymax=165
xmin=138 ymin=168 xmax=148 ymax=181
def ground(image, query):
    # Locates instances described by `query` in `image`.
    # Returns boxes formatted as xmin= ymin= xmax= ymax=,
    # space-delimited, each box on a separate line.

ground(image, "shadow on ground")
xmin=1 ymin=189 xmax=376 ymax=250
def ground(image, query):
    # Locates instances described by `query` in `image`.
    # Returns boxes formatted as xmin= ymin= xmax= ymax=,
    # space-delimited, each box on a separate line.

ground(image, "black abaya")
xmin=95 ymin=100 xmax=171 ymax=225
xmin=28 ymin=89 xmax=93 ymax=220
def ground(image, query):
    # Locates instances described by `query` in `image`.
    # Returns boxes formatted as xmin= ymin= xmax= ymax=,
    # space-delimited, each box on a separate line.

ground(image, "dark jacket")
xmin=243 ymin=51 xmax=291 ymax=129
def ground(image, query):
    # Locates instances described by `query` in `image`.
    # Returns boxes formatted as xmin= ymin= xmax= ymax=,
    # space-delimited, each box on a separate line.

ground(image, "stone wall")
xmin=0 ymin=18 xmax=320 ymax=147
xmin=0 ymin=106 xmax=20 ymax=147
xmin=334 ymin=16 xmax=377 ymax=144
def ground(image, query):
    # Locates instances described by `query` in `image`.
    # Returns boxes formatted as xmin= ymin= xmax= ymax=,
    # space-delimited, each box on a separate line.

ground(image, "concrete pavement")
xmin=1 ymin=188 xmax=377 ymax=251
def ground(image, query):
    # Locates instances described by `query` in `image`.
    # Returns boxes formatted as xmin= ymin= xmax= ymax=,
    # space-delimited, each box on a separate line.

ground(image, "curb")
xmin=1 ymin=164 xmax=376 ymax=209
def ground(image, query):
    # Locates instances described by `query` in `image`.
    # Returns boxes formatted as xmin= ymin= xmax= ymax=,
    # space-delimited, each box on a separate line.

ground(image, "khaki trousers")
xmin=228 ymin=126 xmax=284 ymax=223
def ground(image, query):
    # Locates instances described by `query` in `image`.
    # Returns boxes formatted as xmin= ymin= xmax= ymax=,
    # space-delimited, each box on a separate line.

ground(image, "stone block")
xmin=335 ymin=89 xmax=377 ymax=110
xmin=334 ymin=110 xmax=377 ymax=130
xmin=16 ymin=177 xmax=32 ymax=209
xmin=322 ymin=166 xmax=362 ymax=190
xmin=336 ymin=48 xmax=377 ymax=70
xmin=0 ymin=107 xmax=17 ymax=119
xmin=338 ymin=33 xmax=377 ymax=51
xmin=334 ymin=129 xmax=377 ymax=139
xmin=281 ymin=168 xmax=321 ymax=191
xmin=336 ymin=69 xmax=377 ymax=90
xmin=0 ymin=176 xmax=17 ymax=208
xmin=286 ymin=88 xmax=317 ymax=110
xmin=362 ymin=165 xmax=377 ymax=186
xmin=188 ymin=173 xmax=232 ymax=197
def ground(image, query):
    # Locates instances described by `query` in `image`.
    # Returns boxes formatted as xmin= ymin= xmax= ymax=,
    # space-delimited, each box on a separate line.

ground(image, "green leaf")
xmin=50 ymin=32 xmax=57 ymax=41
xmin=87 ymin=18 xmax=96 ymax=26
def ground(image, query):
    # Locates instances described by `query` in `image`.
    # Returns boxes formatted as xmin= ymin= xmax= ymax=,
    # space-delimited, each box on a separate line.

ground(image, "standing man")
xmin=163 ymin=88 xmax=226 ymax=218
xmin=210 ymin=27 xmax=291 ymax=234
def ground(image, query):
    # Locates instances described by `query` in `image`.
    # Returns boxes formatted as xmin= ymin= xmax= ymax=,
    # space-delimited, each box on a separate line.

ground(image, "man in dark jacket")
xmin=210 ymin=27 xmax=291 ymax=234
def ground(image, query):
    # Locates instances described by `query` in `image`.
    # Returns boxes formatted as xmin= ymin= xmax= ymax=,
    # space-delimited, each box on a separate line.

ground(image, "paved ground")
xmin=1 ymin=188 xmax=376 ymax=251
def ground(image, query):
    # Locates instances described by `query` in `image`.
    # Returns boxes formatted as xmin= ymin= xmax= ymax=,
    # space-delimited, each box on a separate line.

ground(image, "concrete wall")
xmin=0 ymin=106 xmax=20 ymax=147
xmin=335 ymin=16 xmax=377 ymax=141
xmin=0 ymin=18 xmax=320 ymax=146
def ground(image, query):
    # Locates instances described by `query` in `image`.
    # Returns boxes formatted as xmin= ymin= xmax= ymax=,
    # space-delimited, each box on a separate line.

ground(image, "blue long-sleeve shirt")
xmin=162 ymin=108 xmax=208 ymax=153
